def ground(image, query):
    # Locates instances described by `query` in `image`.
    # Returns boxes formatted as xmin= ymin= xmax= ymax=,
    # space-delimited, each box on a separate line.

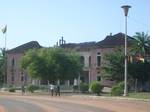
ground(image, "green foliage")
xmin=0 ymin=48 xmax=5 ymax=85
xmin=26 ymin=85 xmax=39 ymax=93
xmin=90 ymin=81 xmax=103 ymax=95
xmin=128 ymin=32 xmax=150 ymax=89
xmin=80 ymin=82 xmax=89 ymax=93
xmin=20 ymin=48 xmax=82 ymax=82
xmin=131 ymin=32 xmax=150 ymax=56
xmin=102 ymin=48 xmax=125 ymax=81
xmin=9 ymin=87 xmax=16 ymax=92
xmin=128 ymin=61 xmax=150 ymax=85
xmin=111 ymin=82 xmax=124 ymax=96
xmin=20 ymin=49 xmax=46 ymax=79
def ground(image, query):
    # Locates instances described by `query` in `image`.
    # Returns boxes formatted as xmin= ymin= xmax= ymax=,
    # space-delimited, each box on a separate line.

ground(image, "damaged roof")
xmin=7 ymin=41 xmax=42 ymax=54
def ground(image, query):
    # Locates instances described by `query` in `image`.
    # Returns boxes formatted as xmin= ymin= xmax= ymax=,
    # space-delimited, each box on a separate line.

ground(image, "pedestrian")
xmin=21 ymin=85 xmax=25 ymax=95
xmin=55 ymin=85 xmax=60 ymax=96
xmin=73 ymin=78 xmax=78 ymax=92
xmin=49 ymin=84 xmax=54 ymax=96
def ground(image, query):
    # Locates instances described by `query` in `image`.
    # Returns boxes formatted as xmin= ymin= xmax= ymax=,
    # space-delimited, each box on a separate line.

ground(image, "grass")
xmin=128 ymin=92 xmax=150 ymax=99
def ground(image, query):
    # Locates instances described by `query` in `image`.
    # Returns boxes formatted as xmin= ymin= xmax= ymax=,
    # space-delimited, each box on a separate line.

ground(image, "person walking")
xmin=21 ymin=85 xmax=25 ymax=95
xmin=50 ymin=84 xmax=54 ymax=96
xmin=73 ymin=78 xmax=78 ymax=92
xmin=55 ymin=85 xmax=60 ymax=96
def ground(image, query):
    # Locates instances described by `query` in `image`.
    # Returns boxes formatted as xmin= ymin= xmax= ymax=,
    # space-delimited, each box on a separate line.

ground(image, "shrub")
xmin=26 ymin=85 xmax=39 ymax=93
xmin=111 ymin=82 xmax=124 ymax=96
xmin=9 ymin=87 xmax=16 ymax=92
xmin=80 ymin=83 xmax=89 ymax=93
xmin=90 ymin=81 xmax=103 ymax=95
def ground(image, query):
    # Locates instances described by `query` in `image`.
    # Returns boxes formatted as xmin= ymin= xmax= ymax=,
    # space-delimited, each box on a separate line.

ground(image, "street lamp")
xmin=121 ymin=5 xmax=131 ymax=96
xmin=2 ymin=25 xmax=7 ymax=85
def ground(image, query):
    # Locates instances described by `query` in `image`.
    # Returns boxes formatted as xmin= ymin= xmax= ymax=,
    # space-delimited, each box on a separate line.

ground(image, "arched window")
xmin=80 ymin=56 xmax=85 ymax=66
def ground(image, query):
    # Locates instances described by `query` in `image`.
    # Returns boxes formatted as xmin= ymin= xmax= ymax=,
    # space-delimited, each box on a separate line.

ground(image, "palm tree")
xmin=131 ymin=32 xmax=150 ymax=57
xmin=129 ymin=32 xmax=150 ymax=91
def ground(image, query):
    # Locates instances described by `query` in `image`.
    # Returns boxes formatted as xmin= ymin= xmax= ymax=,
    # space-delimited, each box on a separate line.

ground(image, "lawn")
xmin=128 ymin=92 xmax=150 ymax=99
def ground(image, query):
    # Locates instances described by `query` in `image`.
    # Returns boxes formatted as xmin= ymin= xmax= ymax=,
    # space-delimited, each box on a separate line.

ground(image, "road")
xmin=0 ymin=97 xmax=45 ymax=112
xmin=0 ymin=94 xmax=149 ymax=112
xmin=0 ymin=95 xmax=112 ymax=112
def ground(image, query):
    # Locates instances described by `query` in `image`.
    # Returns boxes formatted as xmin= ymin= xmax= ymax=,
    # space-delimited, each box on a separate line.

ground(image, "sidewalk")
xmin=71 ymin=94 xmax=150 ymax=102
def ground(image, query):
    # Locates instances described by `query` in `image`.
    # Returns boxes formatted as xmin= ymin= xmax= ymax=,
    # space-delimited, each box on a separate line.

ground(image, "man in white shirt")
xmin=49 ymin=84 xmax=54 ymax=96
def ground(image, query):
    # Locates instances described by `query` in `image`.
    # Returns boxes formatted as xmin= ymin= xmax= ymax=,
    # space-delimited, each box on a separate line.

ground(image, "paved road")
xmin=0 ymin=95 xmax=112 ymax=112
xmin=31 ymin=98 xmax=112 ymax=112
xmin=1 ymin=94 xmax=149 ymax=112
xmin=0 ymin=97 xmax=45 ymax=112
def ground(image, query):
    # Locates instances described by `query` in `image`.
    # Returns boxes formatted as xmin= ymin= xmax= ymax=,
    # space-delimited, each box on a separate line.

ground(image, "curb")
xmin=71 ymin=95 xmax=150 ymax=102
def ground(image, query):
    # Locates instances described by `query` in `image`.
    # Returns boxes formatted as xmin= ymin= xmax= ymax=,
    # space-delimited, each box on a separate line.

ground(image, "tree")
xmin=20 ymin=48 xmax=82 ymax=83
xmin=128 ymin=32 xmax=150 ymax=91
xmin=101 ymin=32 xmax=150 ymax=89
xmin=0 ymin=48 xmax=5 ymax=85
xmin=131 ymin=32 xmax=150 ymax=56
xmin=101 ymin=48 xmax=125 ymax=82
xmin=128 ymin=61 xmax=150 ymax=90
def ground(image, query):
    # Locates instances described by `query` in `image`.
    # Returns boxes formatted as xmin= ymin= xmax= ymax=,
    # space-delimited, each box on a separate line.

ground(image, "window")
xmin=97 ymin=76 xmax=101 ymax=81
xmin=97 ymin=52 xmax=100 ymax=55
xmin=89 ymin=56 xmax=91 ymax=67
xmin=97 ymin=52 xmax=101 ymax=67
xmin=12 ymin=58 xmax=15 ymax=66
xmin=80 ymin=56 xmax=85 ymax=66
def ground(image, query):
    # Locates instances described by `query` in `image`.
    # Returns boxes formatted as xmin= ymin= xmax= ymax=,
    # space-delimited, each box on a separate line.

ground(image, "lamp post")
xmin=121 ymin=5 xmax=131 ymax=96
xmin=2 ymin=25 xmax=7 ymax=85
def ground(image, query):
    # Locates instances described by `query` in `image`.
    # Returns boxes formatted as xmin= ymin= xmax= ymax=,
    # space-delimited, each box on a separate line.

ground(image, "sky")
xmin=0 ymin=0 xmax=150 ymax=49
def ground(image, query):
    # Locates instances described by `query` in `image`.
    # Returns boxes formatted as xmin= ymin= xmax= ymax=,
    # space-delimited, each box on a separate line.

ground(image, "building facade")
xmin=61 ymin=33 xmax=133 ymax=86
xmin=6 ymin=41 xmax=41 ymax=86
xmin=6 ymin=33 xmax=134 ymax=86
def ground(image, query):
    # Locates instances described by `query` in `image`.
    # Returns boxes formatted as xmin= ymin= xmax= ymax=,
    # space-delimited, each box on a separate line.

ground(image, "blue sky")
xmin=0 ymin=0 xmax=150 ymax=49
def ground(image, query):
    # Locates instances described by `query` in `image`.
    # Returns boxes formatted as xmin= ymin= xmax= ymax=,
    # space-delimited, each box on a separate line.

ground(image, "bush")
xmin=26 ymin=85 xmax=39 ymax=93
xmin=80 ymin=83 xmax=89 ymax=93
xmin=111 ymin=82 xmax=124 ymax=96
xmin=9 ymin=87 xmax=16 ymax=92
xmin=90 ymin=81 xmax=103 ymax=95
